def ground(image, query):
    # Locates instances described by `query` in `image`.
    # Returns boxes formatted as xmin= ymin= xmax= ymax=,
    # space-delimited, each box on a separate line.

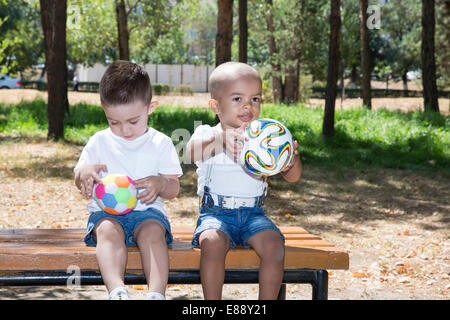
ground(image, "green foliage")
xmin=0 ymin=0 xmax=43 ymax=75
xmin=262 ymin=104 xmax=449 ymax=171
xmin=1 ymin=100 xmax=448 ymax=172
xmin=436 ymin=0 xmax=450 ymax=89
xmin=377 ymin=1 xmax=422 ymax=79
xmin=177 ymin=84 xmax=194 ymax=96
xmin=0 ymin=99 xmax=47 ymax=137
xmin=152 ymin=83 xmax=173 ymax=95
xmin=129 ymin=0 xmax=186 ymax=64
xmin=340 ymin=0 xmax=361 ymax=72
xmin=67 ymin=0 xmax=183 ymax=66
xmin=248 ymin=0 xmax=329 ymax=81
xmin=179 ymin=0 xmax=216 ymax=65
xmin=67 ymin=0 xmax=118 ymax=65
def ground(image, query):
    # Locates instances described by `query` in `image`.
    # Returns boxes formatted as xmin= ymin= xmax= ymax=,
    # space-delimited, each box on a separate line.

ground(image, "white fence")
xmin=76 ymin=63 xmax=215 ymax=92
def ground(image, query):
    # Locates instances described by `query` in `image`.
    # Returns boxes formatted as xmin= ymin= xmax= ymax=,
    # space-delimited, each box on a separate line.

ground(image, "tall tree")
xmin=421 ymin=0 xmax=439 ymax=112
xmin=238 ymin=0 xmax=247 ymax=63
xmin=322 ymin=0 xmax=341 ymax=137
xmin=40 ymin=0 xmax=68 ymax=141
xmin=115 ymin=0 xmax=129 ymax=60
xmin=216 ymin=0 xmax=233 ymax=66
xmin=282 ymin=1 xmax=303 ymax=104
xmin=265 ymin=0 xmax=283 ymax=102
xmin=359 ymin=0 xmax=371 ymax=109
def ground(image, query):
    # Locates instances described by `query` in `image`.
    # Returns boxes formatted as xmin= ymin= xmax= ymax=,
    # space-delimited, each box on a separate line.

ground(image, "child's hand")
xmin=134 ymin=176 xmax=165 ymax=205
xmin=281 ymin=140 xmax=299 ymax=173
xmin=76 ymin=164 xmax=108 ymax=199
xmin=222 ymin=123 xmax=248 ymax=159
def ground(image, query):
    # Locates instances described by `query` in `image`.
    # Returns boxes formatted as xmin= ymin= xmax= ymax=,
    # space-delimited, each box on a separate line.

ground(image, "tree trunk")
xmin=350 ymin=64 xmax=357 ymax=88
xmin=359 ymin=0 xmax=372 ymax=109
xmin=402 ymin=70 xmax=408 ymax=95
xmin=341 ymin=59 xmax=346 ymax=107
xmin=323 ymin=0 xmax=341 ymax=137
xmin=216 ymin=0 xmax=233 ymax=66
xmin=238 ymin=0 xmax=248 ymax=63
xmin=283 ymin=64 xmax=298 ymax=104
xmin=421 ymin=0 xmax=439 ymax=112
xmin=40 ymin=0 xmax=68 ymax=141
xmin=265 ymin=0 xmax=283 ymax=102
xmin=115 ymin=0 xmax=130 ymax=61
xmin=283 ymin=2 xmax=303 ymax=105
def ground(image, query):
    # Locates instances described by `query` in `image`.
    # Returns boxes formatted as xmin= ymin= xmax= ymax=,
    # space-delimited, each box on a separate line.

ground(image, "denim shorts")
xmin=84 ymin=208 xmax=173 ymax=247
xmin=192 ymin=200 xmax=285 ymax=249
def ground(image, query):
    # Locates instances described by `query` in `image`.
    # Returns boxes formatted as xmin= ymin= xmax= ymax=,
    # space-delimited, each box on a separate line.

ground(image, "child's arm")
xmin=74 ymin=163 xmax=108 ymax=199
xmin=280 ymin=141 xmax=302 ymax=182
xmin=186 ymin=125 xmax=248 ymax=162
xmin=186 ymin=134 xmax=222 ymax=162
xmin=134 ymin=174 xmax=180 ymax=204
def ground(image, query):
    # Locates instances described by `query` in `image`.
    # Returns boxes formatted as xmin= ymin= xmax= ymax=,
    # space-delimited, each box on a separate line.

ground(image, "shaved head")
xmin=209 ymin=62 xmax=261 ymax=100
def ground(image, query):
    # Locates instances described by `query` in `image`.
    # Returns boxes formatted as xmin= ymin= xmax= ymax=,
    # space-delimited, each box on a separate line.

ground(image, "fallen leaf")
xmin=130 ymin=285 xmax=145 ymax=290
xmin=352 ymin=271 xmax=370 ymax=278
xmin=398 ymin=277 xmax=410 ymax=283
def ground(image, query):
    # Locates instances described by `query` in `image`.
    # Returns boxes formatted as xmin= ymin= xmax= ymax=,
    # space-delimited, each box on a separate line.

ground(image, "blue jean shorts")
xmin=192 ymin=199 xmax=285 ymax=249
xmin=84 ymin=208 xmax=173 ymax=247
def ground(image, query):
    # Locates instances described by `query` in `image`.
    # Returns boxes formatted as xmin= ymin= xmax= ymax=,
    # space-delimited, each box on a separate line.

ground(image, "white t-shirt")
xmin=74 ymin=127 xmax=183 ymax=216
xmin=188 ymin=124 xmax=267 ymax=197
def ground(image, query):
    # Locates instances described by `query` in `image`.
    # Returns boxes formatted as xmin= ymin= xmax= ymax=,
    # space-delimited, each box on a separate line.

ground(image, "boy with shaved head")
xmin=186 ymin=62 xmax=302 ymax=300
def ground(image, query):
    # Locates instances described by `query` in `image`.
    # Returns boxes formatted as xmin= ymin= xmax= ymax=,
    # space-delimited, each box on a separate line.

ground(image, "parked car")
xmin=0 ymin=74 xmax=21 ymax=89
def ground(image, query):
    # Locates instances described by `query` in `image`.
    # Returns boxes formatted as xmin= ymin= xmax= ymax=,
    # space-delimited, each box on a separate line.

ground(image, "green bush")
xmin=152 ymin=83 xmax=173 ymax=95
xmin=177 ymin=84 xmax=193 ymax=96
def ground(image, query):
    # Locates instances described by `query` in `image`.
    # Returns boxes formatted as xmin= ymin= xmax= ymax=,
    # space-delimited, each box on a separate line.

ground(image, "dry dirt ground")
xmin=0 ymin=90 xmax=449 ymax=300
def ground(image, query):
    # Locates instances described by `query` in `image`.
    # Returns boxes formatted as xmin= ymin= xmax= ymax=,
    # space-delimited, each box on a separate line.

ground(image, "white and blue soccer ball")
xmin=239 ymin=118 xmax=294 ymax=176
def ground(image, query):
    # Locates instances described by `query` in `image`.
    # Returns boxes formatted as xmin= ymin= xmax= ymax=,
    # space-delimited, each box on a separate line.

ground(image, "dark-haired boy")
xmin=74 ymin=60 xmax=182 ymax=300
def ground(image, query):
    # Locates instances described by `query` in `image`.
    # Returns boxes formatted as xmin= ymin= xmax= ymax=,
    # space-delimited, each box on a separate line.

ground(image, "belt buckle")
xmin=240 ymin=198 xmax=251 ymax=207
xmin=222 ymin=196 xmax=237 ymax=209
xmin=222 ymin=196 xmax=232 ymax=209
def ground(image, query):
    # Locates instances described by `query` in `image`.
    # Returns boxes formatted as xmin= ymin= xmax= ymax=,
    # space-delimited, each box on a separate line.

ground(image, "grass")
xmin=0 ymin=99 xmax=448 ymax=172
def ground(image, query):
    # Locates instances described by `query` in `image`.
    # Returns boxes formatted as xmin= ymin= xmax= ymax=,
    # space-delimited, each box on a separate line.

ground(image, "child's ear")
xmin=148 ymin=101 xmax=158 ymax=115
xmin=208 ymin=99 xmax=220 ymax=115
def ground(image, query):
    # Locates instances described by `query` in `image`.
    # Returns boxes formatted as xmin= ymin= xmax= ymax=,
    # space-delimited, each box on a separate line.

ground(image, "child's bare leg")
xmin=134 ymin=220 xmax=169 ymax=295
xmin=247 ymin=230 xmax=285 ymax=300
xmin=198 ymin=229 xmax=230 ymax=300
xmin=94 ymin=218 xmax=128 ymax=293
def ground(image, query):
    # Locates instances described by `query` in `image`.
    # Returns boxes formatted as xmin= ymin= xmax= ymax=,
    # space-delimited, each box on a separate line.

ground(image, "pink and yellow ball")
xmin=93 ymin=174 xmax=137 ymax=215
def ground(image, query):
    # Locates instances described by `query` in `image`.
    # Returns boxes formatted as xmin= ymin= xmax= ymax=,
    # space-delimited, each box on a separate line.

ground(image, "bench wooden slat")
xmin=0 ymin=233 xmax=323 ymax=243
xmin=0 ymin=226 xmax=312 ymax=237
xmin=0 ymin=227 xmax=349 ymax=271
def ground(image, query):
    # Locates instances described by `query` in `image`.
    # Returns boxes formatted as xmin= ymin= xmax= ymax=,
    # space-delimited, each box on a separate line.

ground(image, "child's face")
xmin=211 ymin=76 xmax=262 ymax=129
xmin=103 ymin=100 xmax=156 ymax=140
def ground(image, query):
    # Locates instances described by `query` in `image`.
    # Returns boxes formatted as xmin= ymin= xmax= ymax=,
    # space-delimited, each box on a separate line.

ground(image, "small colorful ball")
xmin=93 ymin=174 xmax=137 ymax=215
xmin=239 ymin=118 xmax=294 ymax=176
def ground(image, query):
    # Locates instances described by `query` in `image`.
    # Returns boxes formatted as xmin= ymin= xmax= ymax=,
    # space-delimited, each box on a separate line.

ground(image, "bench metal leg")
xmin=277 ymin=283 xmax=286 ymax=300
xmin=312 ymin=269 xmax=328 ymax=300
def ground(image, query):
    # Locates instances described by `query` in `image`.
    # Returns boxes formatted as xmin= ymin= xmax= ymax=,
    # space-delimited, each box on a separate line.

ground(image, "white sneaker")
xmin=146 ymin=292 xmax=165 ymax=300
xmin=109 ymin=286 xmax=130 ymax=300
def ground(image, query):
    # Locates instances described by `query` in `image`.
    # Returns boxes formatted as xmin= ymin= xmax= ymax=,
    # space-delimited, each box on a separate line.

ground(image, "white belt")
xmin=209 ymin=193 xmax=261 ymax=209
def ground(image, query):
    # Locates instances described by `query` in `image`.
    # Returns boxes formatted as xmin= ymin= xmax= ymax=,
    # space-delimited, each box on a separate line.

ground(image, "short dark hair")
xmin=100 ymin=60 xmax=152 ymax=107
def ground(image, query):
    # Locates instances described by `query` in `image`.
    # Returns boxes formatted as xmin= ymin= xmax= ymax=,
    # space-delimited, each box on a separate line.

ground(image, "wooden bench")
xmin=0 ymin=226 xmax=349 ymax=300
